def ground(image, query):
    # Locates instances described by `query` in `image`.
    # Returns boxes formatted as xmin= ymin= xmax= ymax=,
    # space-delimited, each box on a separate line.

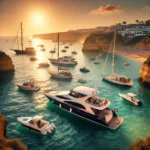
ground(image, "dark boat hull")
xmin=11 ymin=49 xmax=36 ymax=55
xmin=46 ymin=96 xmax=111 ymax=128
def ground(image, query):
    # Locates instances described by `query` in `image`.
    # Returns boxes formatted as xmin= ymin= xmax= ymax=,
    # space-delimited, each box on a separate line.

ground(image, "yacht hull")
xmin=46 ymin=96 xmax=123 ymax=130
xmin=102 ymin=75 xmax=132 ymax=87
xmin=11 ymin=49 xmax=36 ymax=55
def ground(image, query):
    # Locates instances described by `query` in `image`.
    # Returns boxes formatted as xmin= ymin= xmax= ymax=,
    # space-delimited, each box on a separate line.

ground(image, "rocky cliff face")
xmin=0 ymin=114 xmax=27 ymax=150
xmin=135 ymin=34 xmax=150 ymax=50
xmin=0 ymin=51 xmax=14 ymax=72
xmin=139 ymin=56 xmax=150 ymax=84
xmin=82 ymin=32 xmax=127 ymax=51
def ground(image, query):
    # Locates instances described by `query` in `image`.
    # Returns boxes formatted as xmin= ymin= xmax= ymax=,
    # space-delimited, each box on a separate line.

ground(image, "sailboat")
xmin=10 ymin=22 xmax=36 ymax=55
xmin=49 ymin=33 xmax=72 ymax=79
xmin=102 ymin=32 xmax=133 ymax=87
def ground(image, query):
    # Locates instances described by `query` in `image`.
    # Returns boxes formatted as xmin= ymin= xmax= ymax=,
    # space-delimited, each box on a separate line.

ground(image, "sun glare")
xmin=32 ymin=38 xmax=42 ymax=48
xmin=34 ymin=15 xmax=44 ymax=25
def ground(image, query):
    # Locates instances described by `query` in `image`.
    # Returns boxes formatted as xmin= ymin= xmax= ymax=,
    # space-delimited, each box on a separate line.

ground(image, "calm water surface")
xmin=0 ymin=37 xmax=150 ymax=150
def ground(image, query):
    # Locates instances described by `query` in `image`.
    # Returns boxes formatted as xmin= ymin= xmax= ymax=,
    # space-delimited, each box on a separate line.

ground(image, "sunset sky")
xmin=0 ymin=0 xmax=150 ymax=36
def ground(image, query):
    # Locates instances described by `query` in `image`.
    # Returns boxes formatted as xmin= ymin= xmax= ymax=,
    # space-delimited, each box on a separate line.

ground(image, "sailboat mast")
xmin=58 ymin=33 xmax=59 ymax=73
xmin=21 ymin=22 xmax=24 ymax=51
xmin=112 ymin=32 xmax=116 ymax=74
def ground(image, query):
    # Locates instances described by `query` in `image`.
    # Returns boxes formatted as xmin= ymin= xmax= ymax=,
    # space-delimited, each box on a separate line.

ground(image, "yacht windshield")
xmin=69 ymin=90 xmax=86 ymax=98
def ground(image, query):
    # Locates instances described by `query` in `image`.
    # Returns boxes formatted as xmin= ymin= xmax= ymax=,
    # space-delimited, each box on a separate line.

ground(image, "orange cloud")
xmin=90 ymin=4 xmax=124 ymax=15
xmin=142 ymin=6 xmax=150 ymax=11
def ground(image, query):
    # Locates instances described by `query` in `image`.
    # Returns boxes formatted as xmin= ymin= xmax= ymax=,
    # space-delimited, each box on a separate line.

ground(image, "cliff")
xmin=135 ymin=34 xmax=150 ymax=50
xmin=0 ymin=114 xmax=27 ymax=150
xmin=139 ymin=56 xmax=150 ymax=84
xmin=33 ymin=31 xmax=90 ymax=43
xmin=82 ymin=32 xmax=127 ymax=51
xmin=0 ymin=51 xmax=14 ymax=73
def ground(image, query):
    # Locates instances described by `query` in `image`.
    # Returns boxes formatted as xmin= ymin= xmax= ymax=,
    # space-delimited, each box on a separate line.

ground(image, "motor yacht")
xmin=119 ymin=93 xmax=142 ymax=106
xmin=16 ymin=79 xmax=40 ymax=91
xmin=45 ymin=86 xmax=123 ymax=130
xmin=17 ymin=115 xmax=55 ymax=135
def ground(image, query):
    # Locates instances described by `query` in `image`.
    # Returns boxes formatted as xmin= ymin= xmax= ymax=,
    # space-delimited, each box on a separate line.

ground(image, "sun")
xmin=34 ymin=15 xmax=44 ymax=25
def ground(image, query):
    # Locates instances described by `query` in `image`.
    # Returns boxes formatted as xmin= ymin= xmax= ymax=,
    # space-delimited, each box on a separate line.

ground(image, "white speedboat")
xmin=16 ymin=79 xmax=40 ymax=91
xmin=119 ymin=93 xmax=142 ymax=106
xmin=17 ymin=115 xmax=55 ymax=135
xmin=45 ymin=86 xmax=123 ymax=130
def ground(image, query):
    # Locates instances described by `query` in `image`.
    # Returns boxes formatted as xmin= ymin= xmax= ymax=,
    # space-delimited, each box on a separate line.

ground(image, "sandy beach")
xmin=116 ymin=50 xmax=147 ymax=62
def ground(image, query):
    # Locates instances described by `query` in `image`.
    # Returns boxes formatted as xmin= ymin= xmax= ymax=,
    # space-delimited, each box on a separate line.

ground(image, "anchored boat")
xmin=45 ymin=86 xmax=123 ymax=130
xmin=119 ymin=93 xmax=142 ymax=106
xmin=102 ymin=32 xmax=132 ymax=87
xmin=17 ymin=115 xmax=55 ymax=135
xmin=16 ymin=79 xmax=40 ymax=91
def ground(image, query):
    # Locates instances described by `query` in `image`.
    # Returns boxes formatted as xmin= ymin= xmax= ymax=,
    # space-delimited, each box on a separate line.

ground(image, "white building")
xmin=118 ymin=27 xmax=150 ymax=37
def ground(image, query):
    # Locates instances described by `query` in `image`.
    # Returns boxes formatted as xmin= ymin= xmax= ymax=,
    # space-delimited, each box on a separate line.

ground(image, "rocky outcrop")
xmin=0 ymin=51 xmax=14 ymax=72
xmin=135 ymin=34 xmax=150 ymax=50
xmin=0 ymin=114 xmax=27 ymax=150
xmin=82 ymin=32 xmax=127 ymax=51
xmin=139 ymin=56 xmax=150 ymax=84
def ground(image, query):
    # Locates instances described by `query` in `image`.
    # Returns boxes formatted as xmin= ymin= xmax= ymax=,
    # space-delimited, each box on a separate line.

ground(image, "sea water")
xmin=0 ymin=38 xmax=150 ymax=150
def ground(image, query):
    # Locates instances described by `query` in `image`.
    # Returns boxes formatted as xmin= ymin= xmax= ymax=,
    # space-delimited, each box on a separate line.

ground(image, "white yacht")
xmin=119 ymin=93 xmax=142 ymax=106
xmin=45 ymin=86 xmax=123 ymax=130
xmin=16 ymin=79 xmax=40 ymax=91
xmin=17 ymin=115 xmax=55 ymax=135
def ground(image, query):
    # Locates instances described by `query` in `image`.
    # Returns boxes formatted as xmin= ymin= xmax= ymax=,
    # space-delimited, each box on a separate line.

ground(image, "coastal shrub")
xmin=127 ymin=136 xmax=150 ymax=150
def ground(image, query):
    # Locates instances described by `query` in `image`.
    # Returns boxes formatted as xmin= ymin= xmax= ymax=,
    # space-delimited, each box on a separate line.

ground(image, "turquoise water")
xmin=0 ymin=38 xmax=150 ymax=150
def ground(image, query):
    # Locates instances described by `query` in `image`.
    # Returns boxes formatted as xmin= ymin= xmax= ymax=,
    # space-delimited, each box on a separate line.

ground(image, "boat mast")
xmin=20 ymin=22 xmax=24 ymax=51
xmin=58 ymin=33 xmax=59 ymax=73
xmin=112 ymin=32 xmax=116 ymax=74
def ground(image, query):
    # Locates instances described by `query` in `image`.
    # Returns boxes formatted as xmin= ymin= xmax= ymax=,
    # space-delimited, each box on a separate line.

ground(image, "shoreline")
xmin=116 ymin=50 xmax=147 ymax=62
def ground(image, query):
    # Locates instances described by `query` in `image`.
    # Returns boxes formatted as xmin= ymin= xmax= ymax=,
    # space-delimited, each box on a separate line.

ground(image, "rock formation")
xmin=0 ymin=51 xmax=14 ymax=72
xmin=135 ymin=34 xmax=150 ymax=50
xmin=139 ymin=56 xmax=150 ymax=84
xmin=0 ymin=114 xmax=27 ymax=150
xmin=82 ymin=32 xmax=127 ymax=51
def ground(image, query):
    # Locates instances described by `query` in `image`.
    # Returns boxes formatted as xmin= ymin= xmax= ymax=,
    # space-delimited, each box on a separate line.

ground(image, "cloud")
xmin=90 ymin=4 xmax=124 ymax=15
xmin=142 ymin=6 xmax=150 ymax=11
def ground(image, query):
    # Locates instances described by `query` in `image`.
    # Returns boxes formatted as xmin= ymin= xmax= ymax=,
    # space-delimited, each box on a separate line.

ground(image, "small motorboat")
xmin=40 ymin=48 xmax=46 ymax=51
xmin=72 ymin=51 xmax=77 ymax=54
xmin=16 ymin=79 xmax=40 ymax=91
xmin=38 ymin=62 xmax=50 ymax=68
xmin=36 ymin=44 xmax=44 ymax=47
xmin=80 ymin=67 xmax=90 ymax=73
xmin=49 ymin=50 xmax=56 ymax=53
xmin=64 ymin=46 xmax=69 ymax=49
xmin=78 ymin=79 xmax=86 ymax=83
xmin=124 ymin=62 xmax=130 ymax=66
xmin=30 ymin=57 xmax=38 ymax=61
xmin=17 ymin=115 xmax=55 ymax=135
xmin=61 ymin=49 xmax=67 ymax=52
xmin=119 ymin=93 xmax=142 ymax=106
xmin=89 ymin=58 xmax=95 ymax=61
xmin=94 ymin=62 xmax=100 ymax=64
